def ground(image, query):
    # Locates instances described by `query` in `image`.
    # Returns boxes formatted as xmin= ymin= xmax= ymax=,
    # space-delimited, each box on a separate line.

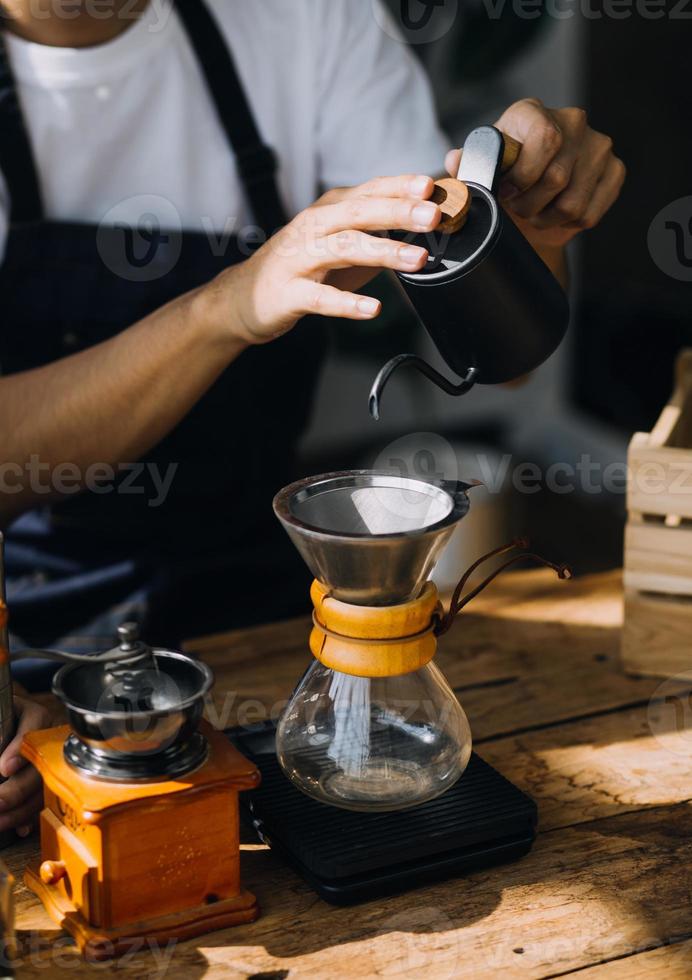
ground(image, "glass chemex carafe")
xmin=273 ymin=471 xmax=569 ymax=813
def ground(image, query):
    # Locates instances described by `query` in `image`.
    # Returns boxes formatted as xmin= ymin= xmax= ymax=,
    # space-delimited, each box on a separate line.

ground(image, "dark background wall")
xmin=576 ymin=5 xmax=692 ymax=432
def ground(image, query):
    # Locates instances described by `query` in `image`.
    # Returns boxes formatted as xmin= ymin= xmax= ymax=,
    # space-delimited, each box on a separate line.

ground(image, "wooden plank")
xmin=624 ymin=520 xmax=692 ymax=595
xmin=621 ymin=588 xmax=692 ymax=679
xmin=436 ymin=567 xmax=624 ymax=628
xmin=190 ymin=571 xmax=675 ymax=743
xmin=648 ymin=400 xmax=681 ymax=448
xmin=17 ymin=575 xmax=641 ymax=790
xmin=9 ymin=803 xmax=692 ymax=978
xmin=456 ymin=653 xmax=657 ymax=743
xmin=670 ymin=347 xmax=692 ymax=449
xmin=562 ymin=940 xmax=692 ymax=979
xmin=627 ymin=444 xmax=692 ymax=520
xmin=634 ymin=348 xmax=692 ymax=451
xmin=645 ymin=347 xmax=692 ymax=450
xmin=479 ymin=699 xmax=692 ymax=832
xmin=198 ymin=621 xmax=662 ymax=743
xmin=648 ymin=361 xmax=692 ymax=450
xmin=187 ymin=569 xmax=625 ymax=649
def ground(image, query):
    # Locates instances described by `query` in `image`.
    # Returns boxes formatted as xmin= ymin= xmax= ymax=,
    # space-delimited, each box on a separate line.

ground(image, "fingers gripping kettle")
xmin=369 ymin=126 xmax=570 ymax=418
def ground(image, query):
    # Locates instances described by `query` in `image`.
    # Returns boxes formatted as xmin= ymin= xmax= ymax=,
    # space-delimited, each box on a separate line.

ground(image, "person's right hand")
xmin=197 ymin=174 xmax=441 ymax=345
xmin=0 ymin=695 xmax=53 ymax=837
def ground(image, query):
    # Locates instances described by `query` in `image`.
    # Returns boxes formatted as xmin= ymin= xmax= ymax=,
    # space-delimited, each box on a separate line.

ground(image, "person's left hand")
xmin=445 ymin=98 xmax=626 ymax=249
xmin=0 ymin=696 xmax=53 ymax=837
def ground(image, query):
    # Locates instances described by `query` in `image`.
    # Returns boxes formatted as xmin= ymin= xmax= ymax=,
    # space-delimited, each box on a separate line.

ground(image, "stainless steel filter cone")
xmin=273 ymin=471 xmax=477 ymax=606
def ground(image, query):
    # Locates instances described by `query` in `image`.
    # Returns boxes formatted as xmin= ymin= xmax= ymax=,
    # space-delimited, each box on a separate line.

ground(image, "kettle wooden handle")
xmin=432 ymin=133 xmax=522 ymax=234
xmin=499 ymin=133 xmax=522 ymax=172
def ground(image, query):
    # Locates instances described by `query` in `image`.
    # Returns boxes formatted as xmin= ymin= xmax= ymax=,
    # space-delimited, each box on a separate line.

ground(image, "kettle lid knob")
xmin=431 ymin=178 xmax=471 ymax=234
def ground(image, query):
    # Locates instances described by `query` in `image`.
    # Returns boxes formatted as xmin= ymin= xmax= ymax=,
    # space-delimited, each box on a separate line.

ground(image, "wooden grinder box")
xmin=622 ymin=349 xmax=692 ymax=677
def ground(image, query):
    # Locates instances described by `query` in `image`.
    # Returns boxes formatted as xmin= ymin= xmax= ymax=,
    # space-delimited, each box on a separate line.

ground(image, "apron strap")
xmin=0 ymin=33 xmax=44 ymax=224
xmin=173 ymin=0 xmax=289 ymax=232
xmin=0 ymin=0 xmax=288 ymax=232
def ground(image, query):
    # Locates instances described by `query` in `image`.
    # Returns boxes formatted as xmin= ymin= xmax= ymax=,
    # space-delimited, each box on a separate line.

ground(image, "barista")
xmin=0 ymin=0 xmax=624 ymax=831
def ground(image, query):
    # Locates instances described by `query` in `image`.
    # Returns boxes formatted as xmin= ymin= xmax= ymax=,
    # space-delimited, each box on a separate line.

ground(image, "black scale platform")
xmin=226 ymin=722 xmax=537 ymax=905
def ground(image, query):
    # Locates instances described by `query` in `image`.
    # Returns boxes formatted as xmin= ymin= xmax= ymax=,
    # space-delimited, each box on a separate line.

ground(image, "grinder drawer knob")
xmin=40 ymin=860 xmax=67 ymax=885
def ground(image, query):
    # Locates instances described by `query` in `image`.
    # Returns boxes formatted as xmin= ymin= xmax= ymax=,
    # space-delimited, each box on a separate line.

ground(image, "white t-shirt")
xmin=0 ymin=0 xmax=448 ymax=264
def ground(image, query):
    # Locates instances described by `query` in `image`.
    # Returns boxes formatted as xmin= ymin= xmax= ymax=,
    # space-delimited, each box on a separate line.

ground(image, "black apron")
xmin=0 ymin=0 xmax=323 ymax=673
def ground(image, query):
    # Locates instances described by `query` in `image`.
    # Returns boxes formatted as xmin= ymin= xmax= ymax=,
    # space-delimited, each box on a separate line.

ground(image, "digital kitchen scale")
xmin=227 ymin=722 xmax=537 ymax=906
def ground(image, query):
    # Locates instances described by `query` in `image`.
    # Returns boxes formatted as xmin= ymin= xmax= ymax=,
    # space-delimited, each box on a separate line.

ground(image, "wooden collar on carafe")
xmin=309 ymin=580 xmax=443 ymax=678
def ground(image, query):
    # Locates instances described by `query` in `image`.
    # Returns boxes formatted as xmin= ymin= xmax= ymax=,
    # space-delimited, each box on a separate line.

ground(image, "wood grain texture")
xmin=621 ymin=588 xmax=692 ymax=678
xmin=194 ymin=571 xmax=668 ymax=743
xmin=22 ymin=724 xmax=259 ymax=814
xmin=627 ymin=442 xmax=692 ymax=520
xmin=20 ymin=724 xmax=260 ymax=958
xmin=562 ymin=940 xmax=692 ymax=978
xmin=9 ymin=805 xmax=692 ymax=978
xmin=624 ymin=520 xmax=692 ymax=594
xmin=647 ymin=347 xmax=692 ymax=450
xmin=501 ymin=134 xmax=522 ymax=172
xmin=6 ymin=569 xmax=692 ymax=978
xmin=431 ymin=177 xmax=471 ymax=234
xmin=622 ymin=351 xmax=692 ymax=677
xmin=309 ymin=579 xmax=439 ymax=677
xmin=480 ymin=699 xmax=692 ymax=831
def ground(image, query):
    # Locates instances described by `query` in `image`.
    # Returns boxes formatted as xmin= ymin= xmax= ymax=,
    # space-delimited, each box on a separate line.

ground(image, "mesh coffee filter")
xmin=273 ymin=471 xmax=476 ymax=606
xmin=288 ymin=482 xmax=453 ymax=536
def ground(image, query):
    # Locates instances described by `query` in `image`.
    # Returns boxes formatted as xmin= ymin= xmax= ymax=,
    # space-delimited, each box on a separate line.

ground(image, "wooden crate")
xmin=621 ymin=349 xmax=692 ymax=677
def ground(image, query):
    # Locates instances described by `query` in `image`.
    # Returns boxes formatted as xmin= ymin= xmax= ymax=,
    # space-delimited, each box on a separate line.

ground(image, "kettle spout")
xmin=368 ymin=354 xmax=477 ymax=420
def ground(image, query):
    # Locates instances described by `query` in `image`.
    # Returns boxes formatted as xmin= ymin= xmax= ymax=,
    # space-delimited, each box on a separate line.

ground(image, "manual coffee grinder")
xmin=17 ymin=623 xmax=260 ymax=961
xmin=228 ymin=471 xmax=569 ymax=902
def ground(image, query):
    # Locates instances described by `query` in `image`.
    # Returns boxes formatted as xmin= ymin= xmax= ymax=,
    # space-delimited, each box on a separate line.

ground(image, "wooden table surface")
xmin=6 ymin=569 xmax=692 ymax=979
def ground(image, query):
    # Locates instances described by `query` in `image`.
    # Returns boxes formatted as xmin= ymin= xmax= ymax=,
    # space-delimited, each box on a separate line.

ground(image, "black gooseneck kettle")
xmin=369 ymin=126 xmax=570 ymax=419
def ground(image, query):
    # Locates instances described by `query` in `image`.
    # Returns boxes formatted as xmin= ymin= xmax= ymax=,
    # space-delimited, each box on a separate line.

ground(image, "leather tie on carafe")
xmin=309 ymin=540 xmax=571 ymax=677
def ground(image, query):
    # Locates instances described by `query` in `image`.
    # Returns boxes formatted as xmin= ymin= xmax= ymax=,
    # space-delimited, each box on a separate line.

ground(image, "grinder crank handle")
xmin=432 ymin=132 xmax=522 ymax=234
xmin=10 ymin=625 xmax=156 ymax=666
